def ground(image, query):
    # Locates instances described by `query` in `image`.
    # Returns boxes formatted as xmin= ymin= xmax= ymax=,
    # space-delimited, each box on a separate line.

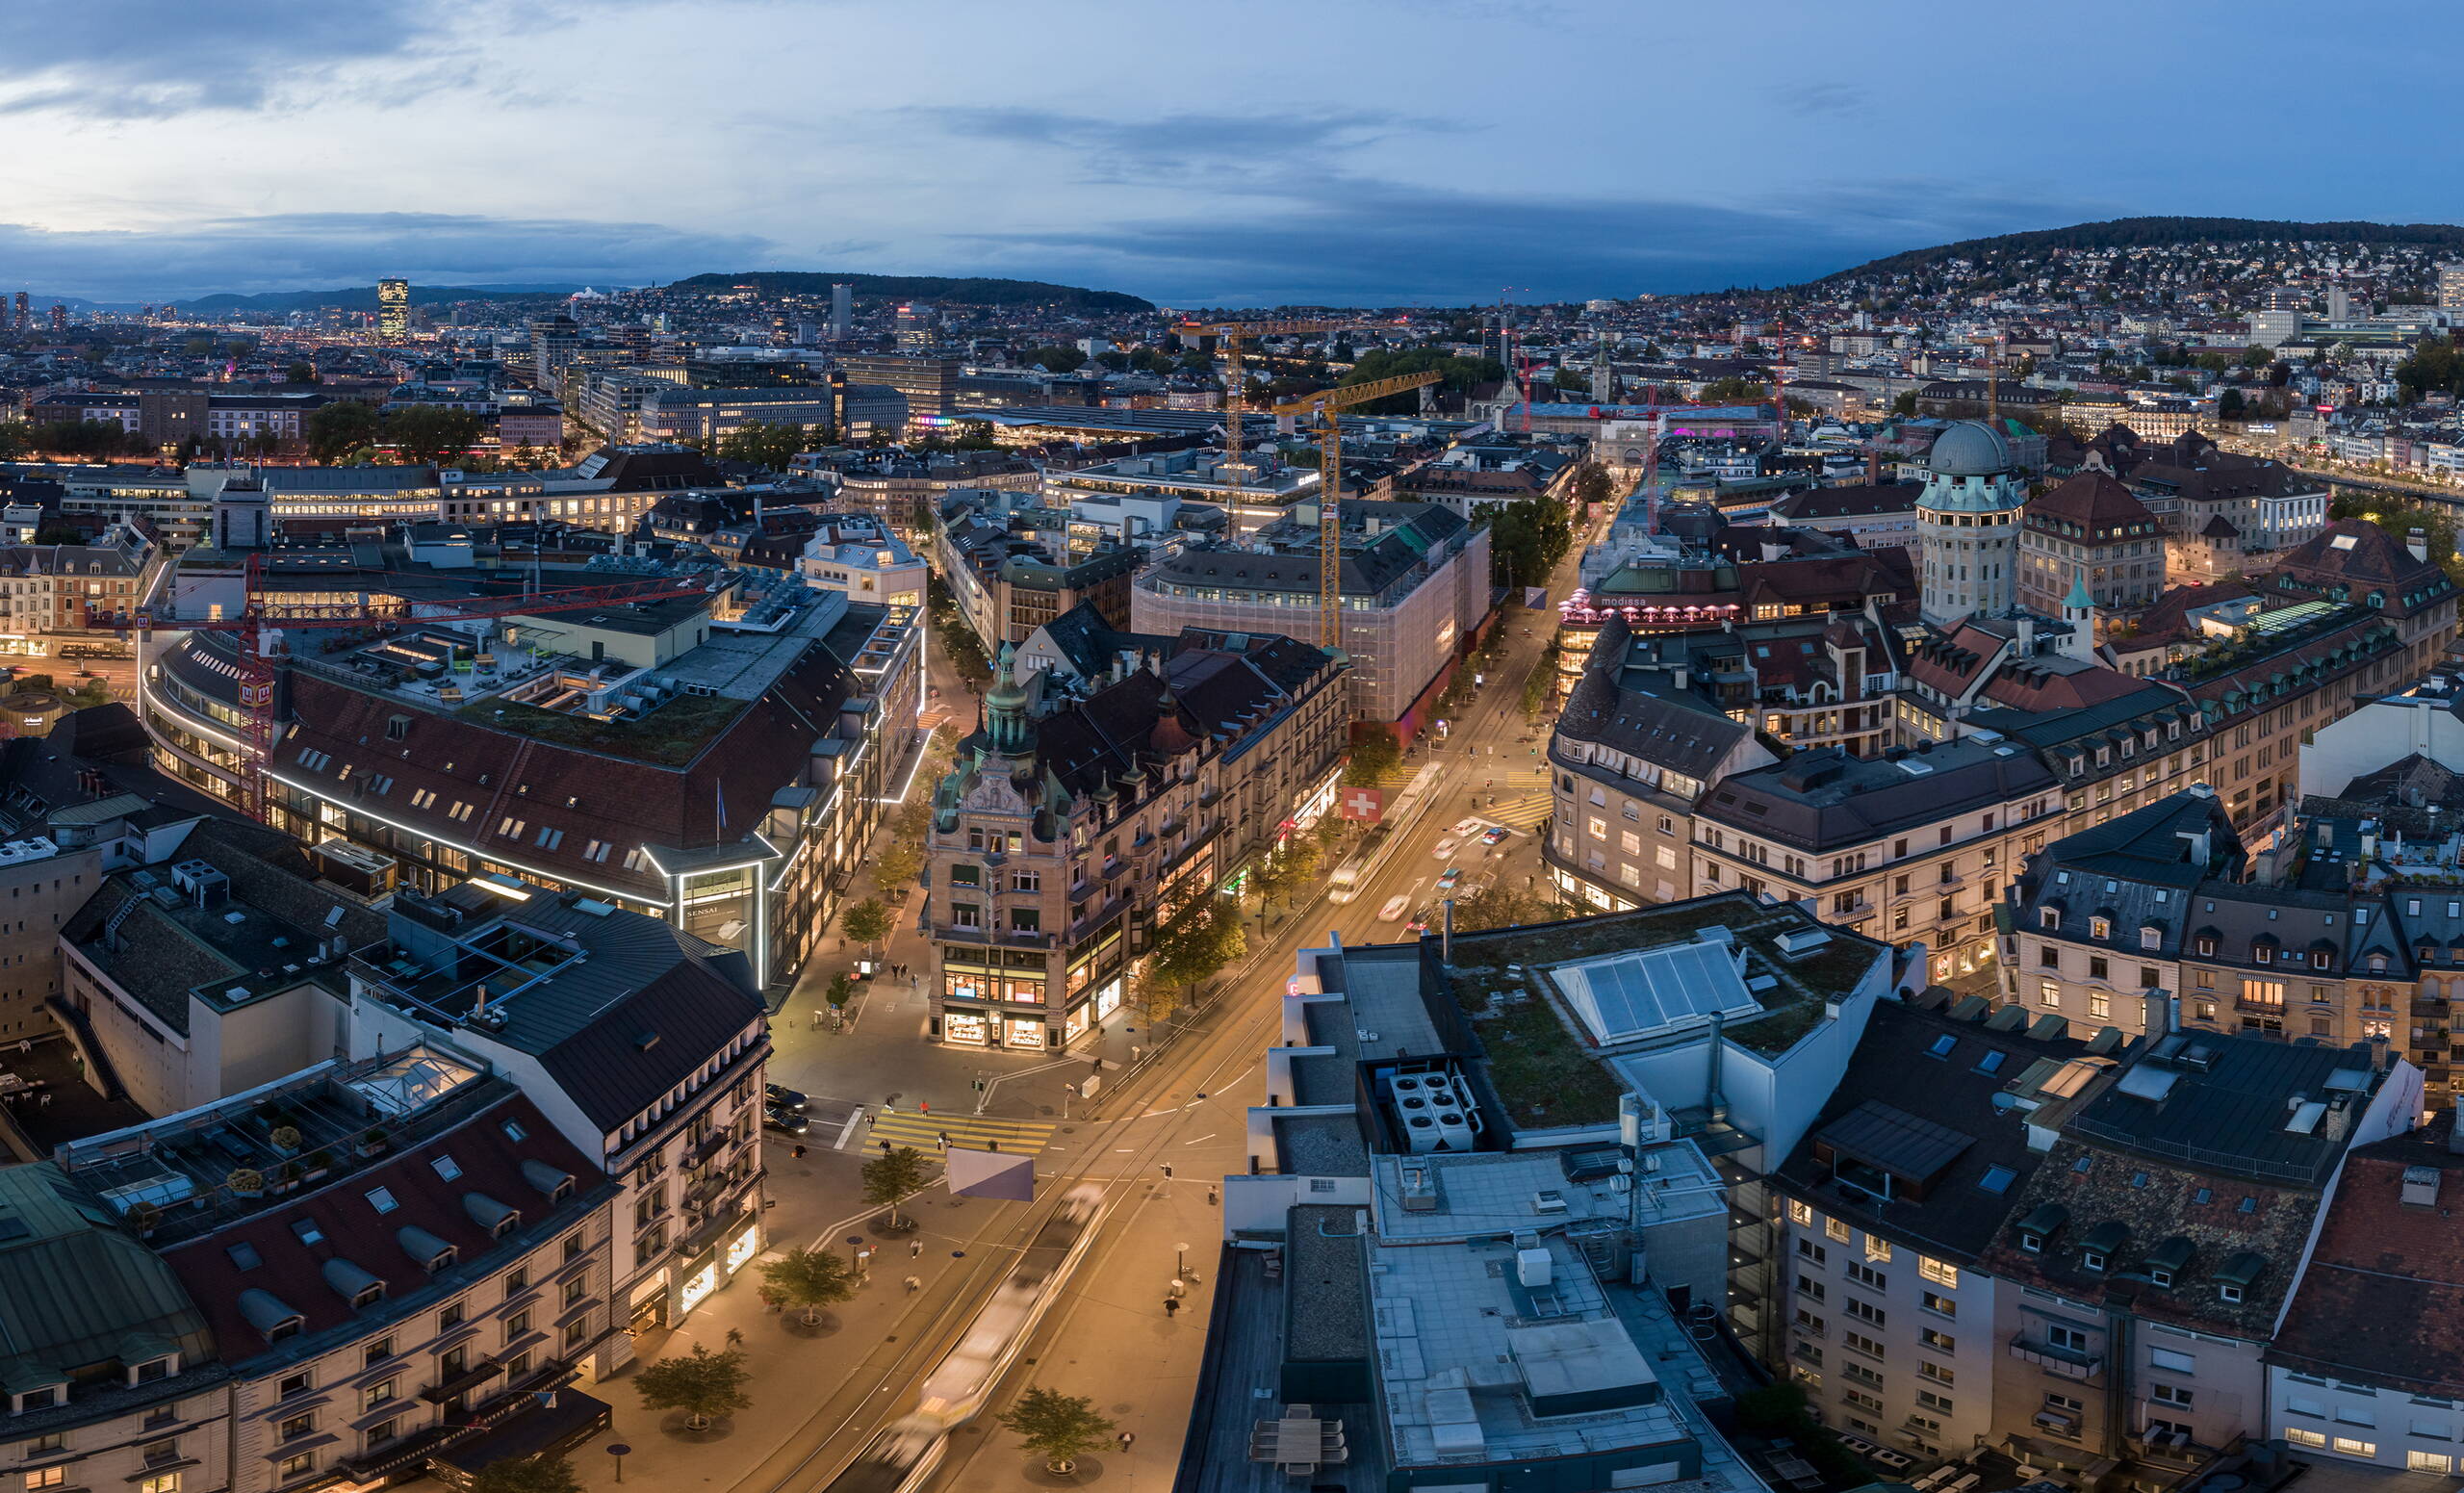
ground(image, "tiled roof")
xmin=155 ymin=1091 xmax=604 ymax=1368
xmin=2270 ymin=1115 xmax=2464 ymax=1394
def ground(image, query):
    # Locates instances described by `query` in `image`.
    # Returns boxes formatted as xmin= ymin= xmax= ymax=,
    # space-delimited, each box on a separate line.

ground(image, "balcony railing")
xmin=2009 ymin=1339 xmax=2104 ymax=1381
xmin=935 ymin=924 xmax=1057 ymax=949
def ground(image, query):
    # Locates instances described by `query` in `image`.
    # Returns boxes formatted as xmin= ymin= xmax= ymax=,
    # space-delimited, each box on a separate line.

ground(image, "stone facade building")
xmin=924 ymin=633 xmax=1347 ymax=1049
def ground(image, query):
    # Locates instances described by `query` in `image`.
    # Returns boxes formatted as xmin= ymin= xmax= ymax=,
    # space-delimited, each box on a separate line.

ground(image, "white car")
xmin=1378 ymin=894 xmax=1411 ymax=922
xmin=1432 ymin=837 xmax=1459 ymax=861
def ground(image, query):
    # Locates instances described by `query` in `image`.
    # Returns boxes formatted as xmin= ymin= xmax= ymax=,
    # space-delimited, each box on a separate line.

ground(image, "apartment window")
xmin=439 ymin=1302 xmax=464 ymax=1331
xmin=1917 ymin=1256 xmax=1959 ymax=1289
xmin=1843 ymin=1299 xmax=1885 ymax=1326
xmin=277 ymin=1370 xmax=311 ymax=1400
xmin=138 ymin=1477 xmax=179 ymax=1493
xmin=1844 ymin=1389 xmax=1884 ymax=1415
xmin=1862 ymin=1234 xmax=1892 ymax=1264
xmin=1796 ymin=1274 xmax=1827 ymax=1302
xmin=1843 ymin=1331 xmax=1886 ymax=1359
xmin=363 ymin=1379 xmax=396 ymax=1412
xmin=2150 ymin=1348 xmax=2195 ymax=1374
xmin=1918 ymin=1390 xmax=1956 ymax=1413
xmin=1795 ymin=1309 xmax=1827 ymax=1338
xmin=364 ymin=1337 xmax=393 ymax=1368
xmin=1825 ymin=1217 xmax=1852 ymax=1244
xmin=2334 ymin=1437 xmax=2378 ymax=1457
xmin=2409 ymin=1453 xmax=2452 ymax=1475
xmin=2285 ymin=1428 xmax=2327 ymax=1449
xmin=2046 ymin=1324 xmax=2091 ymax=1352
xmin=1846 ymin=1261 xmax=1886 ymax=1291
xmin=278 ymin=1454 xmax=313 ymax=1480
xmin=26 ymin=1470 xmax=65 ymax=1492
xmin=564 ymin=1277 xmax=587 ymax=1307
xmin=1920 ymin=1327 xmax=1956 ymax=1352
xmin=1787 ymin=1199 xmax=1814 ymax=1228
xmin=2152 ymin=1384 xmax=2194 ymax=1408
xmin=277 ymin=1413 xmax=314 ymax=1442
xmin=505 ymin=1267 xmax=528 ymax=1297
xmin=1796 ymin=1239 xmax=1827 ymax=1266
xmin=1922 ymin=1291 xmax=1956 ymax=1318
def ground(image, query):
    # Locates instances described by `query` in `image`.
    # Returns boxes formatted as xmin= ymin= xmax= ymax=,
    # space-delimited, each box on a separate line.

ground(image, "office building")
xmin=934 ymin=488 xmax=1145 ymax=649
xmin=140 ymin=541 xmax=921 ymax=994
xmin=1132 ymin=499 xmax=1492 ymax=734
xmin=528 ymin=314 xmax=579 ymax=390
xmin=893 ymin=301 xmax=935 ymax=351
xmin=924 ymin=635 xmax=1348 ymax=1048
xmin=377 ymin=277 xmax=409 ymax=341
xmin=830 ymin=281 xmax=852 ymax=339
xmin=836 ymin=352 xmax=960 ymax=420
xmin=2442 ymin=263 xmax=2464 ymax=313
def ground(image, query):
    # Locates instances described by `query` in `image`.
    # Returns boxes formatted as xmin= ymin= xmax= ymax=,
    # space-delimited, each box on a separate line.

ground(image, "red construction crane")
xmin=135 ymin=553 xmax=717 ymax=814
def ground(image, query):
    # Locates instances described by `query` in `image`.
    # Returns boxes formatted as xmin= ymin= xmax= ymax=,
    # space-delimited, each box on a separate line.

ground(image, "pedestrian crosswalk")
xmin=864 ymin=1108 xmax=1059 ymax=1156
xmin=1492 ymin=793 xmax=1555 ymax=831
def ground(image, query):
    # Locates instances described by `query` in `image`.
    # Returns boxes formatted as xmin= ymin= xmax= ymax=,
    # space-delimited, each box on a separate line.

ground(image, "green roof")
xmin=0 ymin=1165 xmax=210 ymax=1381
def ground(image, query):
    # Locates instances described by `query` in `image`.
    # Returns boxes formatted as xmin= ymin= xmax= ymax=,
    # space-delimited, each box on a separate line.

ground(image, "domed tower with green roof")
xmin=1915 ymin=419 xmax=2024 ymax=628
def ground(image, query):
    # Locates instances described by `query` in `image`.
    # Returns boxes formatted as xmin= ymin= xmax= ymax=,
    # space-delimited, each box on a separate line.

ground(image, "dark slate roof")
xmin=1774 ymin=998 xmax=2087 ymax=1264
xmin=2022 ymin=471 xmax=2159 ymax=541
xmin=1767 ymin=482 xmax=1920 ymax=521
xmin=1554 ymin=658 xmax=1750 ymax=781
xmin=1699 ymin=739 xmax=2057 ymax=853
xmin=2269 ymin=1113 xmax=2464 ymax=1395
xmin=407 ymin=888 xmax=765 ymax=1133
xmin=2261 ymin=519 xmax=2458 ymax=622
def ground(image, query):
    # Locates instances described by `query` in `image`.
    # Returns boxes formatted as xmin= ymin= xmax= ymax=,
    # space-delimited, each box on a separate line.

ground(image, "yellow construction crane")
xmin=1270 ymin=370 xmax=1445 ymax=650
xmin=1176 ymin=319 xmax=1350 ymax=495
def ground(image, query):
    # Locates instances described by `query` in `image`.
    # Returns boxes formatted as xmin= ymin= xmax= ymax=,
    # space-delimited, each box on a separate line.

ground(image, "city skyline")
xmin=7 ymin=0 xmax=2463 ymax=307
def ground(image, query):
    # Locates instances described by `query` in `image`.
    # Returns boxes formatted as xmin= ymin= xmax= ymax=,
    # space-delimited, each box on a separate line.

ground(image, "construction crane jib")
xmin=1175 ymin=320 xmax=1350 ymax=498
xmin=1269 ymin=371 xmax=1444 ymax=651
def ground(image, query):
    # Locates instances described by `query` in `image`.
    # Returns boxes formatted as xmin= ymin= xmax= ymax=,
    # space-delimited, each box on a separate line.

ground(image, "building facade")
xmin=1916 ymin=421 xmax=2026 ymax=628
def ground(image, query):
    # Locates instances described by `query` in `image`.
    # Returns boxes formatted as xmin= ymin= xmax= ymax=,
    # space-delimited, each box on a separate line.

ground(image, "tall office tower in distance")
xmin=11 ymin=291 xmax=25 ymax=330
xmin=2441 ymin=263 xmax=2464 ymax=312
xmin=48 ymin=303 xmax=65 ymax=334
xmin=895 ymin=301 xmax=935 ymax=350
xmin=377 ymin=277 xmax=409 ymax=340
xmin=529 ymin=313 xmax=580 ymax=391
xmin=831 ymin=282 xmax=852 ymax=340
xmin=2325 ymin=281 xmax=2351 ymax=325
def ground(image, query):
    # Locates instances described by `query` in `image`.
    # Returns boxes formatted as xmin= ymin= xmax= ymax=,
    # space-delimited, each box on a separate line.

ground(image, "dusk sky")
xmin=9 ymin=0 xmax=2460 ymax=307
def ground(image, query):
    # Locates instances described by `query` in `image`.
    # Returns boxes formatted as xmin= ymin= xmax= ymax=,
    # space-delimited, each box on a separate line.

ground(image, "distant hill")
xmin=1810 ymin=216 xmax=2464 ymax=285
xmin=184 ymin=284 xmax=582 ymax=314
xmin=670 ymin=271 xmax=1153 ymax=312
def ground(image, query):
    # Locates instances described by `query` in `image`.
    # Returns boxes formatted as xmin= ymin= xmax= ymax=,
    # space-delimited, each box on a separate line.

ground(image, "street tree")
xmin=631 ymin=1343 xmax=751 ymax=1432
xmin=872 ymin=837 xmax=924 ymax=891
xmin=284 ymin=361 xmax=319 ymax=384
xmin=305 ymin=400 xmax=381 ymax=464
xmin=383 ymin=405 xmax=484 ymax=468
xmin=1344 ymin=724 xmax=1401 ymax=787
xmin=716 ymin=420 xmax=815 ymax=472
xmin=840 ymin=897 xmax=893 ymax=955
xmin=758 ymin=1247 xmax=855 ymax=1326
xmin=469 ymin=1455 xmax=583 ymax=1493
xmin=862 ymin=1145 xmax=934 ymax=1228
xmin=995 ymin=1386 xmax=1116 ymax=1475
xmin=1450 ymin=883 xmax=1555 ymax=933
xmin=1144 ymin=904 xmax=1245 ymax=1019
xmin=825 ymin=972 xmax=856 ymax=1012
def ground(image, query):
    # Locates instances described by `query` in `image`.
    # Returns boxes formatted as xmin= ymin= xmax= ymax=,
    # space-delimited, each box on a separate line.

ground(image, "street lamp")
xmin=1176 ymin=1241 xmax=1189 ymax=1280
xmin=606 ymin=1444 xmax=631 ymax=1483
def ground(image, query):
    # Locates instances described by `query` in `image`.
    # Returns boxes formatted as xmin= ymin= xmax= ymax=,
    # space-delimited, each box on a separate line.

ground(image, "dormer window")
xmin=2255 ymin=945 xmax=2272 ymax=965
xmin=2196 ymin=937 xmax=2217 ymax=957
xmin=2372 ymin=953 xmax=2389 ymax=973
xmin=2082 ymin=1250 xmax=2107 ymax=1271
xmin=2020 ymin=1231 xmax=2044 ymax=1253
xmin=2149 ymin=1269 xmax=2173 ymax=1289
xmin=2041 ymin=908 xmax=2062 ymax=931
xmin=2142 ymin=927 xmax=2161 ymax=950
xmin=2220 ymin=1284 xmax=2245 ymax=1304
xmin=354 ymin=1283 xmax=386 ymax=1307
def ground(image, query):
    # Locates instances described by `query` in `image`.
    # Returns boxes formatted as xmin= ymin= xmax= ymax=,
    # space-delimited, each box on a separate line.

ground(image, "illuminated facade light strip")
xmin=138 ymin=672 xmax=258 ymax=756
xmin=871 ymin=725 xmax=937 ymax=804
xmin=258 ymin=769 xmax=658 ymax=907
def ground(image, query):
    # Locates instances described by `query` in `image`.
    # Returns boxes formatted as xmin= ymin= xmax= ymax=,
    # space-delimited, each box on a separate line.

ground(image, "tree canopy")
xmin=1144 ymin=903 xmax=1245 ymax=1017
xmin=861 ymin=1145 xmax=934 ymax=1228
xmin=1338 ymin=348 xmax=1502 ymax=412
xmin=1345 ymin=723 xmax=1401 ymax=786
xmin=305 ymin=400 xmax=382 ymax=464
xmin=996 ymin=1386 xmax=1116 ymax=1473
xmin=1486 ymin=497 xmax=1576 ymax=590
xmin=759 ymin=1247 xmax=855 ymax=1326
xmin=632 ymin=1344 xmax=752 ymax=1430
xmin=383 ymin=404 xmax=484 ymax=467
xmin=716 ymin=420 xmax=819 ymax=471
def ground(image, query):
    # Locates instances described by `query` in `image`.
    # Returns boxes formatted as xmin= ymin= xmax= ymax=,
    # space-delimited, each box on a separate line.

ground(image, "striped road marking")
xmin=864 ymin=1109 xmax=1059 ymax=1156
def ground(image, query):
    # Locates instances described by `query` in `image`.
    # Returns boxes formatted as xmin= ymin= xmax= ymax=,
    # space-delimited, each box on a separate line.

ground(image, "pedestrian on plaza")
xmin=937 ymin=1130 xmax=949 ymax=1151
xmin=1163 ymin=1297 xmax=1180 ymax=1318
xmin=904 ymin=1274 xmax=922 ymax=1293
xmin=791 ymin=1144 xmax=807 ymax=1160
xmin=910 ymin=1238 xmax=924 ymax=1258
xmin=918 ymin=1099 xmax=929 ymax=1116
xmin=1117 ymin=1431 xmax=1136 ymax=1454
xmin=726 ymin=1327 xmax=743 ymax=1346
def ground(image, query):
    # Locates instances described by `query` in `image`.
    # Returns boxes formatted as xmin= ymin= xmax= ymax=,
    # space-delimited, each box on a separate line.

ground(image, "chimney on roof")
xmin=1864 ymin=449 xmax=1883 ymax=485
xmin=2411 ymin=528 xmax=2431 ymax=565
xmin=2143 ymin=987 xmax=2175 ymax=1040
